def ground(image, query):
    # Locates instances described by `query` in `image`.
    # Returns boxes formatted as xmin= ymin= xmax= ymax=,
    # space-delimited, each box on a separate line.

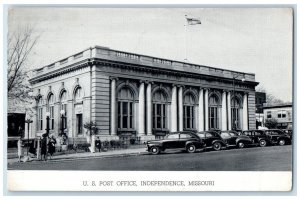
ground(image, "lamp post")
xmin=25 ymin=118 xmax=33 ymax=156
xmin=232 ymin=73 xmax=245 ymax=130
xmin=45 ymin=112 xmax=50 ymax=136
xmin=60 ymin=109 xmax=65 ymax=136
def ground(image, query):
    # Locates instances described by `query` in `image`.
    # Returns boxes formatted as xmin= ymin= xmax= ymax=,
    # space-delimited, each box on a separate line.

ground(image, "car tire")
xmin=187 ymin=144 xmax=196 ymax=153
xmin=259 ymin=140 xmax=267 ymax=147
xmin=150 ymin=146 xmax=160 ymax=155
xmin=237 ymin=142 xmax=245 ymax=149
xmin=278 ymin=139 xmax=286 ymax=146
xmin=213 ymin=142 xmax=222 ymax=151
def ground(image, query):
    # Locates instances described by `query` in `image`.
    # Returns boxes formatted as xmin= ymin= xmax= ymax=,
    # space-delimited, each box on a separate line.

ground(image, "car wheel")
xmin=213 ymin=142 xmax=222 ymax=151
xmin=259 ymin=140 xmax=267 ymax=147
xmin=187 ymin=144 xmax=196 ymax=153
xmin=278 ymin=139 xmax=286 ymax=146
xmin=150 ymin=146 xmax=160 ymax=155
xmin=237 ymin=142 xmax=245 ymax=149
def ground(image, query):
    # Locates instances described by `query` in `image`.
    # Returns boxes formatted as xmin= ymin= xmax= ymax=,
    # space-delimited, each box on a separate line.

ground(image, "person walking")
xmin=17 ymin=137 xmax=23 ymax=162
xmin=48 ymin=134 xmax=57 ymax=159
xmin=41 ymin=133 xmax=48 ymax=161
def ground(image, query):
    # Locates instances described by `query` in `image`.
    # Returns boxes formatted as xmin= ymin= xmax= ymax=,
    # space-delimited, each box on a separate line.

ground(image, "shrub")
xmin=265 ymin=118 xmax=278 ymax=129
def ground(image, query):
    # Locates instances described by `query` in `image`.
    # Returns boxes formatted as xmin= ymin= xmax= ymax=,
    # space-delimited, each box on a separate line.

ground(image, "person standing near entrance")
xmin=48 ymin=134 xmax=56 ymax=159
xmin=41 ymin=133 xmax=48 ymax=161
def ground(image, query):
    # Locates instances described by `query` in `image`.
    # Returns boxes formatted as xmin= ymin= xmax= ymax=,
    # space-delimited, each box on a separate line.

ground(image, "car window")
xmin=229 ymin=132 xmax=237 ymax=136
xmin=243 ymin=131 xmax=252 ymax=136
xmin=197 ymin=133 xmax=205 ymax=138
xmin=254 ymin=131 xmax=262 ymax=136
xmin=205 ymin=133 xmax=214 ymax=138
xmin=220 ymin=132 xmax=231 ymax=138
xmin=167 ymin=134 xmax=179 ymax=139
xmin=180 ymin=133 xmax=192 ymax=139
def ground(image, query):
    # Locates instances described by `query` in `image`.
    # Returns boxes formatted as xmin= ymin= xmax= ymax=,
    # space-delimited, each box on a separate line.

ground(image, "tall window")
xmin=153 ymin=90 xmax=167 ymax=130
xmin=209 ymin=95 xmax=220 ymax=129
xmin=37 ymin=97 xmax=43 ymax=131
xmin=231 ymin=97 xmax=241 ymax=129
xmin=74 ymin=87 xmax=82 ymax=101
xmin=60 ymin=91 xmax=67 ymax=129
xmin=48 ymin=94 xmax=55 ymax=130
xmin=183 ymin=93 xmax=195 ymax=130
xmin=74 ymin=87 xmax=83 ymax=135
xmin=117 ymin=87 xmax=134 ymax=130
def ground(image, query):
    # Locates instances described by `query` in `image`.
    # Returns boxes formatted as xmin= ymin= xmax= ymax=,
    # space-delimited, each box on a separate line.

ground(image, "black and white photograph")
xmin=4 ymin=5 xmax=294 ymax=192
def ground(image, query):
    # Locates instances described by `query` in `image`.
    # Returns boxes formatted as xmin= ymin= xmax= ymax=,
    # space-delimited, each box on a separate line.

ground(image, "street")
xmin=8 ymin=145 xmax=292 ymax=171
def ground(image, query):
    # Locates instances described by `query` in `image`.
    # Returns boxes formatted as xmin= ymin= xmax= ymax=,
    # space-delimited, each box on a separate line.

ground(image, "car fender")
xmin=212 ymin=139 xmax=226 ymax=146
xmin=185 ymin=141 xmax=203 ymax=148
xmin=147 ymin=143 xmax=163 ymax=148
xmin=236 ymin=137 xmax=252 ymax=145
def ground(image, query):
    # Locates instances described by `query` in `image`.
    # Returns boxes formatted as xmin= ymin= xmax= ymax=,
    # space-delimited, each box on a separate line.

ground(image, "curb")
xmin=8 ymin=151 xmax=149 ymax=164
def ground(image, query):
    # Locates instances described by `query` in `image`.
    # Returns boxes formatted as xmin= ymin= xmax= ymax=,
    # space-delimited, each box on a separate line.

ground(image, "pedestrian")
xmin=17 ymin=137 xmax=23 ymax=162
xmin=41 ymin=133 xmax=48 ymax=161
xmin=48 ymin=134 xmax=57 ymax=159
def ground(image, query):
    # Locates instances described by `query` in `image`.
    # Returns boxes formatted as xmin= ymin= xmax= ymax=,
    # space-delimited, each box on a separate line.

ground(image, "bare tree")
xmin=7 ymin=26 xmax=39 ymax=103
xmin=256 ymin=86 xmax=284 ymax=104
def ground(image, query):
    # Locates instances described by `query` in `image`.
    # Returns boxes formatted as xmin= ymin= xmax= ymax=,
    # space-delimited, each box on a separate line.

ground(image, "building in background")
xmin=29 ymin=46 xmax=259 ymax=143
xmin=255 ymin=92 xmax=266 ymax=128
xmin=263 ymin=102 xmax=293 ymax=129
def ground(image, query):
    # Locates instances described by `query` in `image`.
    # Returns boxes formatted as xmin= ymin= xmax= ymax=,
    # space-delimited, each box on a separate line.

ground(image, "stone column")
xmin=221 ymin=90 xmax=227 ymax=130
xmin=198 ymin=88 xmax=204 ymax=131
xmin=171 ymin=85 xmax=178 ymax=132
xmin=227 ymin=91 xmax=232 ymax=130
xmin=178 ymin=86 xmax=183 ymax=131
xmin=138 ymin=81 xmax=145 ymax=135
xmin=110 ymin=78 xmax=117 ymax=135
xmin=243 ymin=93 xmax=249 ymax=130
xmin=146 ymin=82 xmax=152 ymax=135
xmin=204 ymin=88 xmax=209 ymax=131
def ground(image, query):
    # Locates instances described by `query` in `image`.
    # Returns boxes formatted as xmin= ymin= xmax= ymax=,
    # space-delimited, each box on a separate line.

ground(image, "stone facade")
xmin=29 ymin=46 xmax=259 ymax=142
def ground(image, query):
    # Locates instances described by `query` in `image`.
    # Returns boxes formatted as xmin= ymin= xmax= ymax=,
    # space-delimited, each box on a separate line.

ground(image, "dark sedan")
xmin=196 ymin=131 xmax=227 ymax=151
xmin=241 ymin=130 xmax=271 ymax=147
xmin=146 ymin=131 xmax=205 ymax=155
xmin=262 ymin=129 xmax=291 ymax=146
xmin=218 ymin=130 xmax=253 ymax=148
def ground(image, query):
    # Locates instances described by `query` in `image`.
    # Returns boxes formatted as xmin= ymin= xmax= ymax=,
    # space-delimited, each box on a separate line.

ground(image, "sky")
xmin=7 ymin=7 xmax=293 ymax=102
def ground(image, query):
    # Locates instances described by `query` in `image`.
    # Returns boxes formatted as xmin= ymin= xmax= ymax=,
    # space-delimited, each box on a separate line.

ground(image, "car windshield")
xmin=220 ymin=132 xmax=231 ymax=138
xmin=167 ymin=134 xmax=179 ymax=139
xmin=229 ymin=132 xmax=237 ymax=136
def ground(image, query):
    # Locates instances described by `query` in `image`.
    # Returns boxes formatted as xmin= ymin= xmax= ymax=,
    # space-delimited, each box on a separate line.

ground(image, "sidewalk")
xmin=7 ymin=146 xmax=148 ymax=164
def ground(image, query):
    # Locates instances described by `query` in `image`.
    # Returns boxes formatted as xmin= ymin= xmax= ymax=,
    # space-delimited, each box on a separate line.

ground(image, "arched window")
xmin=152 ymin=90 xmax=167 ymax=130
xmin=231 ymin=97 xmax=241 ymax=130
xmin=60 ymin=91 xmax=67 ymax=129
xmin=117 ymin=87 xmax=134 ymax=130
xmin=47 ymin=94 xmax=55 ymax=130
xmin=209 ymin=94 xmax=220 ymax=129
xmin=37 ymin=97 xmax=43 ymax=131
xmin=183 ymin=93 xmax=196 ymax=130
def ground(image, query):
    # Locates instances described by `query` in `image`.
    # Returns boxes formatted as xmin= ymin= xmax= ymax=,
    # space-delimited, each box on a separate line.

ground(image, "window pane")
xmin=157 ymin=105 xmax=161 ymax=115
xmin=123 ymin=116 xmax=128 ymax=128
xmin=123 ymin=102 xmax=128 ymax=115
xmin=129 ymin=102 xmax=132 ymax=115
xmin=157 ymin=117 xmax=161 ymax=128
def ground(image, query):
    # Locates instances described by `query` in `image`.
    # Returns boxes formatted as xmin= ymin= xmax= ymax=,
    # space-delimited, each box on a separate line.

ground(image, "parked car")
xmin=217 ymin=130 xmax=253 ymax=149
xmin=262 ymin=129 xmax=291 ymax=146
xmin=196 ymin=131 xmax=227 ymax=151
xmin=241 ymin=130 xmax=271 ymax=147
xmin=283 ymin=129 xmax=293 ymax=141
xmin=146 ymin=131 xmax=205 ymax=155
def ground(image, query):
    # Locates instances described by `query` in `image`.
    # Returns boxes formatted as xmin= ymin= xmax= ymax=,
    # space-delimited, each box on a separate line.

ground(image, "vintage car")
xmin=217 ymin=130 xmax=253 ymax=149
xmin=241 ymin=130 xmax=271 ymax=147
xmin=196 ymin=131 xmax=227 ymax=151
xmin=146 ymin=131 xmax=205 ymax=155
xmin=261 ymin=129 xmax=291 ymax=146
xmin=283 ymin=129 xmax=293 ymax=141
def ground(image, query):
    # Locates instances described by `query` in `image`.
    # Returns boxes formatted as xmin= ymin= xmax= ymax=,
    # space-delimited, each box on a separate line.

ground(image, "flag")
xmin=186 ymin=17 xmax=201 ymax=25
